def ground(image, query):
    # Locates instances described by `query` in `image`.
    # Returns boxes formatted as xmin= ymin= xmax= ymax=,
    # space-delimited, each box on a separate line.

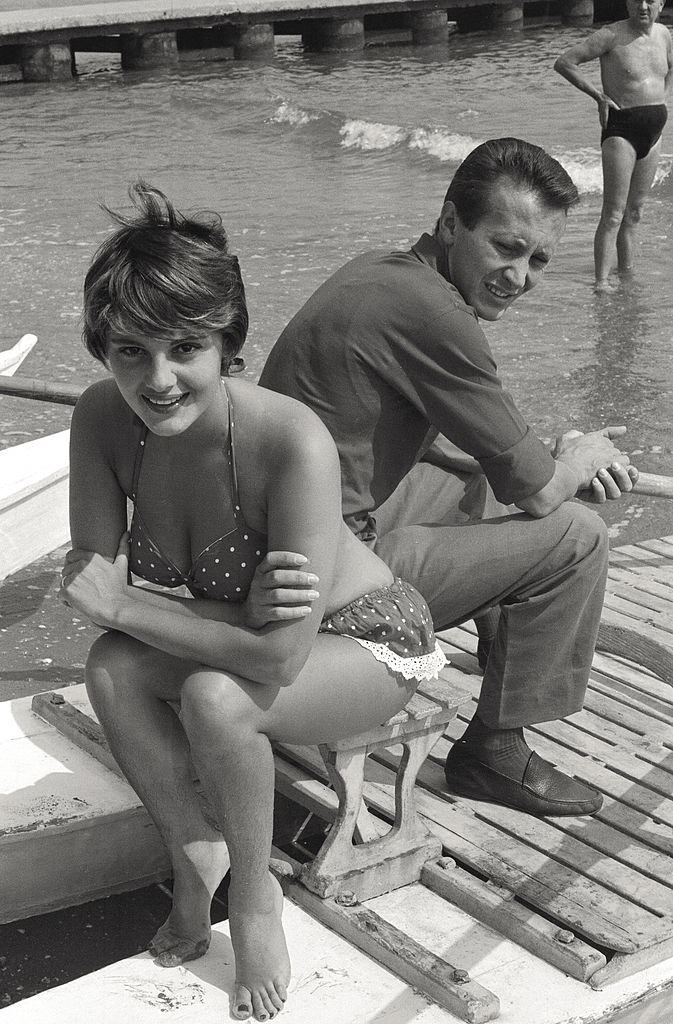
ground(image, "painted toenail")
xmin=237 ymin=1005 xmax=249 ymax=1013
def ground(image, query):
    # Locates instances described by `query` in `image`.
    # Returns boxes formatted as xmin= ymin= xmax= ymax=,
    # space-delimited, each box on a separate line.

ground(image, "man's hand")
xmin=243 ymin=551 xmax=320 ymax=629
xmin=553 ymin=427 xmax=639 ymax=503
xmin=59 ymin=531 xmax=130 ymax=627
xmin=597 ymin=93 xmax=620 ymax=128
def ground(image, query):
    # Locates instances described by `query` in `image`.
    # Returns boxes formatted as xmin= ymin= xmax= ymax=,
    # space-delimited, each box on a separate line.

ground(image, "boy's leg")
xmin=595 ymin=137 xmax=637 ymax=289
xmin=616 ymin=140 xmax=661 ymax=273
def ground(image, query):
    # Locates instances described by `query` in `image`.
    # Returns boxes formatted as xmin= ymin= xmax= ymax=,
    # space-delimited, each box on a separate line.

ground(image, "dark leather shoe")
xmin=444 ymin=742 xmax=603 ymax=817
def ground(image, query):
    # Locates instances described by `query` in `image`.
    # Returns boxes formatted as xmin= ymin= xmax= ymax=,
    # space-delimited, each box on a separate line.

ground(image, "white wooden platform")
xmin=2 ymin=878 xmax=673 ymax=1024
xmin=0 ymin=686 xmax=170 ymax=922
xmin=2 ymin=534 xmax=673 ymax=1022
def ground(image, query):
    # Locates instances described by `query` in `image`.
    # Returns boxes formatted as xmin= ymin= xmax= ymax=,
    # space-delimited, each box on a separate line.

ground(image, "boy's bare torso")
xmin=599 ymin=21 xmax=670 ymax=106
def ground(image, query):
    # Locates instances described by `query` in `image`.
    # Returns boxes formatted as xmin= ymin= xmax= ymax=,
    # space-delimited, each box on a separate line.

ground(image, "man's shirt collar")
xmin=410 ymin=231 xmax=451 ymax=282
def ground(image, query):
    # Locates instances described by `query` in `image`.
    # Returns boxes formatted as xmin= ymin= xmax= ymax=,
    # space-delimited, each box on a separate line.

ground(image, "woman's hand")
xmin=59 ymin=531 xmax=131 ymax=628
xmin=243 ymin=550 xmax=320 ymax=629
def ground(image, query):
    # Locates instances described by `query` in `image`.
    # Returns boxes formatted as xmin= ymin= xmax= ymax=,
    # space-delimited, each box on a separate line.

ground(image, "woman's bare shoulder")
xmin=74 ymin=377 xmax=126 ymax=420
xmin=72 ymin=378 xmax=136 ymax=455
xmin=229 ymin=378 xmax=335 ymax=452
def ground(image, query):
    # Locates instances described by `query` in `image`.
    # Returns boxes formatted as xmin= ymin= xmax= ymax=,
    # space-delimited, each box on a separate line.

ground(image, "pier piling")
xmin=120 ymin=31 xmax=179 ymax=70
xmin=302 ymin=17 xmax=366 ymax=52
xmin=20 ymin=42 xmax=72 ymax=82
xmin=408 ymin=10 xmax=449 ymax=45
xmin=561 ymin=0 xmax=594 ymax=26
xmin=488 ymin=2 xmax=524 ymax=31
xmin=231 ymin=23 xmax=275 ymax=59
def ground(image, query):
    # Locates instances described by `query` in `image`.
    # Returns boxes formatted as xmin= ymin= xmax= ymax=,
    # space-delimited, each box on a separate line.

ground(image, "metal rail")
xmin=1 ymin=373 xmax=672 ymax=497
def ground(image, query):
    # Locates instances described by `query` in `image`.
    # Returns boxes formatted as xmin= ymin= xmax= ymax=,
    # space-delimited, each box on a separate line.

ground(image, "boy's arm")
xmin=554 ymin=28 xmax=620 ymax=124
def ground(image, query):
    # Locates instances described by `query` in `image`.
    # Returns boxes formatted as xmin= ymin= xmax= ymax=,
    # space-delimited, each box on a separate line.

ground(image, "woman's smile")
xmin=142 ymin=392 xmax=189 ymax=413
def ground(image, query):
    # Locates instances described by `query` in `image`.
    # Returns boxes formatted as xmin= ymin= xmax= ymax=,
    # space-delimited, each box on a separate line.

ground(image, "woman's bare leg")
xmin=180 ymin=635 xmax=415 ymax=1021
xmin=85 ymin=632 xmax=230 ymax=966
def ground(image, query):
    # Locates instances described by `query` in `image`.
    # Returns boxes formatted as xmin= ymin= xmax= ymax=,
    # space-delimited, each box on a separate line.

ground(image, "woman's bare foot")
xmin=229 ymin=872 xmax=290 ymax=1021
xmin=149 ymin=839 xmax=229 ymax=968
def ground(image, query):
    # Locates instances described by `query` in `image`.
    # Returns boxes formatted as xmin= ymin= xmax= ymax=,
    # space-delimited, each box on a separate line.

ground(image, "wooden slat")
xmin=602 ymin=592 xmax=673 ymax=636
xmin=432 ymin=740 xmax=673 ymax=920
xmin=636 ymin=539 xmax=673 ymax=560
xmin=590 ymin=652 xmax=673 ymax=712
xmin=421 ymin=860 xmax=607 ymax=982
xmin=608 ymin=565 xmax=673 ymax=602
xmin=281 ymin=872 xmax=501 ymax=1023
xmin=280 ymin=742 xmax=638 ymax=952
xmin=609 ymin=548 xmax=673 ymax=583
xmin=605 ymin=576 xmax=673 ymax=615
xmin=434 ymin=729 xmax=673 ymax=885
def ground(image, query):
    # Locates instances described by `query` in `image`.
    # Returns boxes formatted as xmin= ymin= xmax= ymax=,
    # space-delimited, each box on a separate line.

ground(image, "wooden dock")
xmin=0 ymin=0 xmax=599 ymax=83
xmin=2 ymin=533 xmax=672 ymax=1020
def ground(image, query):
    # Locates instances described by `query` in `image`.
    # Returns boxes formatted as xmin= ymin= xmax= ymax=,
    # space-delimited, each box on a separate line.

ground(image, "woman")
xmin=60 ymin=183 xmax=446 ymax=1022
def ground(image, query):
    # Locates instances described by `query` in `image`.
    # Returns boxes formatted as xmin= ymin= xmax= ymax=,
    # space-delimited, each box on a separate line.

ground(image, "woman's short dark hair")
xmin=83 ymin=181 xmax=248 ymax=370
xmin=442 ymin=137 xmax=580 ymax=229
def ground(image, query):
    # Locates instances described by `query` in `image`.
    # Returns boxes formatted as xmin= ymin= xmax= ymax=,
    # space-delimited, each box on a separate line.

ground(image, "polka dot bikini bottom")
xmin=319 ymin=578 xmax=446 ymax=682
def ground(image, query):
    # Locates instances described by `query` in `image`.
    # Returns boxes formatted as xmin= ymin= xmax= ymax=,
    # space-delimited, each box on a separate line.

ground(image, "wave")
xmin=271 ymin=100 xmax=323 ymax=127
xmin=271 ymin=103 xmax=672 ymax=194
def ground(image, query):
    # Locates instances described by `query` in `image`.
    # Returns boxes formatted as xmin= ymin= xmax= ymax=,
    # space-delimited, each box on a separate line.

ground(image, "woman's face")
xmin=106 ymin=329 xmax=225 ymax=437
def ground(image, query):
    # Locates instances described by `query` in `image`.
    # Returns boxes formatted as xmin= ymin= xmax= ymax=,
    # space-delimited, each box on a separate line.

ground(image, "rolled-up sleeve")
xmin=479 ymin=426 xmax=554 ymax=503
xmin=379 ymin=298 xmax=555 ymax=505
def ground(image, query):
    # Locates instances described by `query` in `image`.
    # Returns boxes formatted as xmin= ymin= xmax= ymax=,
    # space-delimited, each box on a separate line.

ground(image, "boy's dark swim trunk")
xmin=601 ymin=104 xmax=667 ymax=160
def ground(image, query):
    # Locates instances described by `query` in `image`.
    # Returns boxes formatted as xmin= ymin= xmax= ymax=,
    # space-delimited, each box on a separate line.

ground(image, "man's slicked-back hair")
xmin=442 ymin=137 xmax=580 ymax=229
xmin=83 ymin=181 xmax=248 ymax=369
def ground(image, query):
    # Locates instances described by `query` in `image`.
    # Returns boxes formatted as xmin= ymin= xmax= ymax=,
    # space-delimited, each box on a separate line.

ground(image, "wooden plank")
xmin=608 ymin=565 xmax=673 ymax=602
xmin=605 ymin=576 xmax=673 ymax=615
xmin=425 ymin=733 xmax=673 ymax=919
xmin=602 ymin=592 xmax=673 ymax=636
xmin=440 ymin=723 xmax=673 ymax=885
xmin=441 ymin=718 xmax=673 ymax=832
xmin=589 ymin=934 xmax=673 ymax=989
xmin=32 ymin=691 xmax=122 ymax=777
xmin=636 ymin=539 xmax=673 ymax=560
xmin=416 ymin=743 xmax=673 ymax=932
xmin=280 ymin=741 xmax=638 ymax=953
xmin=590 ymin=652 xmax=673 ymax=713
xmin=280 ymin=872 xmax=501 ymax=1023
xmin=585 ymin=673 xmax=673 ymax=729
xmin=597 ymin=609 xmax=673 ymax=685
xmin=421 ymin=859 xmax=607 ymax=983
xmin=609 ymin=549 xmax=673 ymax=584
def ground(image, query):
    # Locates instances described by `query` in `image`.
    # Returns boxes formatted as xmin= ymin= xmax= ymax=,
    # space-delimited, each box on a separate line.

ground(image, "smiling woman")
xmin=61 ymin=182 xmax=447 ymax=1023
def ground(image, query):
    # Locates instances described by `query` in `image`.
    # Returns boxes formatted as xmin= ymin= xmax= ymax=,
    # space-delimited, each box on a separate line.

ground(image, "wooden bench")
xmin=32 ymin=669 xmax=469 ymax=904
xmin=292 ymin=673 xmax=469 ymax=901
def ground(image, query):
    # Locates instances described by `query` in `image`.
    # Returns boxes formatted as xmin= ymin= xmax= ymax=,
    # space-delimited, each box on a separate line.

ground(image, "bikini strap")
xmin=130 ymin=421 xmax=149 ymax=501
xmin=225 ymin=387 xmax=243 ymax=515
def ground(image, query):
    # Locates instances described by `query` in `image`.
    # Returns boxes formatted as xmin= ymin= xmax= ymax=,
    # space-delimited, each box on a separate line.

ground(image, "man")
xmin=260 ymin=138 xmax=637 ymax=818
xmin=555 ymin=0 xmax=672 ymax=292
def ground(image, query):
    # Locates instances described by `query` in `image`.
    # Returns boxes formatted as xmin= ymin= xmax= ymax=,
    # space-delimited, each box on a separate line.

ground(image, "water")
xmin=0 ymin=26 xmax=671 ymax=542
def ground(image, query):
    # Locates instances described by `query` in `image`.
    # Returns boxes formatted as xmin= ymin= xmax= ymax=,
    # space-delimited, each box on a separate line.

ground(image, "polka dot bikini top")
xmin=128 ymin=397 xmax=267 ymax=602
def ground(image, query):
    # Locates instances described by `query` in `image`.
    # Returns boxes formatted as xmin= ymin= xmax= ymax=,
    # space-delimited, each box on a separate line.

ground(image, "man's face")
xmin=626 ymin=0 xmax=662 ymax=30
xmin=438 ymin=182 xmax=567 ymax=321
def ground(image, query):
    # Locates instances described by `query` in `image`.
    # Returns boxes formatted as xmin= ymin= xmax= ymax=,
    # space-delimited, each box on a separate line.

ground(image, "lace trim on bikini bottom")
xmin=349 ymin=637 xmax=447 ymax=682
